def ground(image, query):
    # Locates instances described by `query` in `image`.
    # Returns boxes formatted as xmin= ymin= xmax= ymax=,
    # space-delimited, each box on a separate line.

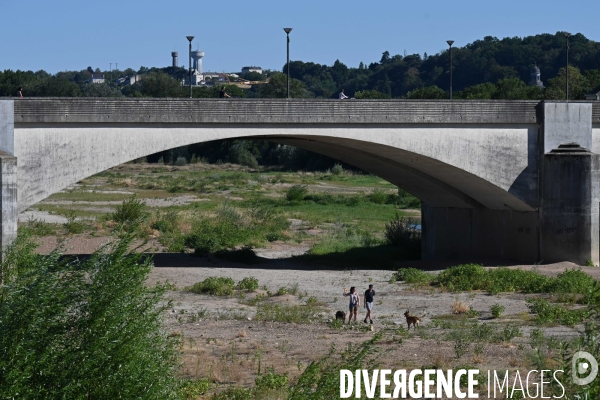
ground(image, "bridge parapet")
xmin=14 ymin=98 xmax=540 ymax=125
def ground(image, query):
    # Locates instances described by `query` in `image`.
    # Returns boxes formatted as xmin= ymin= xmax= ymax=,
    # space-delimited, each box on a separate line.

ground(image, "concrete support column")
xmin=540 ymin=144 xmax=600 ymax=265
xmin=421 ymin=205 xmax=538 ymax=262
xmin=0 ymin=100 xmax=16 ymax=253
xmin=0 ymin=152 xmax=17 ymax=251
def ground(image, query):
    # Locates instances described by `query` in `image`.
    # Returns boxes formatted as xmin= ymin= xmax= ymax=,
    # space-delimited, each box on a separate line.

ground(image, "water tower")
xmin=171 ymin=52 xmax=178 ymax=67
xmin=191 ymin=50 xmax=204 ymax=74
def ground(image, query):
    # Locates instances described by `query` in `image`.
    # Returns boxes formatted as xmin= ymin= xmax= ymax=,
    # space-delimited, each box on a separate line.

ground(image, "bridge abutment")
xmin=0 ymin=152 xmax=17 ymax=252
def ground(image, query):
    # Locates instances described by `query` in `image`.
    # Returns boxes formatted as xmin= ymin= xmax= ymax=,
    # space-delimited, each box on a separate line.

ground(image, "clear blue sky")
xmin=1 ymin=0 xmax=598 ymax=74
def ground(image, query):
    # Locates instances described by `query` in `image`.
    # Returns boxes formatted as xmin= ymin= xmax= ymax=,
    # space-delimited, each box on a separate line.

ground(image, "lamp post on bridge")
xmin=283 ymin=28 xmax=292 ymax=99
xmin=447 ymin=40 xmax=454 ymax=100
xmin=563 ymin=32 xmax=570 ymax=102
xmin=186 ymin=36 xmax=194 ymax=99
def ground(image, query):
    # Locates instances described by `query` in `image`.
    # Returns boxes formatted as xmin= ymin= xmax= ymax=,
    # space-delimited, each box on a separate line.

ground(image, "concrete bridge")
xmin=1 ymin=98 xmax=599 ymax=264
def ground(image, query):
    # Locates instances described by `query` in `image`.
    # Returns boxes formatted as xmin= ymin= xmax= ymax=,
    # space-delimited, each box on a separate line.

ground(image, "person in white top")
xmin=339 ymin=89 xmax=349 ymax=99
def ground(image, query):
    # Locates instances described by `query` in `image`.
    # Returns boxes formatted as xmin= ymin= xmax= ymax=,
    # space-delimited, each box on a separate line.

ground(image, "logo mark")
xmin=572 ymin=351 xmax=598 ymax=385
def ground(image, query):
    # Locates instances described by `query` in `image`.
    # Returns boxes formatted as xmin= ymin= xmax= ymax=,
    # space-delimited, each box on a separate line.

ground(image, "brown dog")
xmin=335 ymin=311 xmax=347 ymax=322
xmin=404 ymin=310 xmax=423 ymax=330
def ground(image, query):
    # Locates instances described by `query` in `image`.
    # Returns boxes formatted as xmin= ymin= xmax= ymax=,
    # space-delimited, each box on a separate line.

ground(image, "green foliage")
xmin=110 ymin=195 xmax=148 ymax=229
xmin=0 ymin=234 xmax=180 ymax=399
xmin=384 ymin=213 xmax=421 ymax=255
xmin=490 ymin=304 xmax=505 ymax=318
xmin=180 ymin=378 xmax=211 ymax=399
xmin=331 ymin=163 xmax=344 ymax=175
xmin=368 ymin=189 xmax=388 ymax=204
xmin=237 ymin=276 xmax=259 ymax=291
xmin=289 ymin=333 xmax=383 ymax=399
xmin=286 ymin=185 xmax=308 ymax=201
xmin=255 ymin=369 xmax=289 ymax=390
xmin=63 ymin=209 xmax=84 ymax=234
xmin=354 ymin=89 xmax=391 ymax=99
xmin=391 ymin=267 xmax=433 ymax=284
xmin=151 ymin=210 xmax=179 ymax=233
xmin=21 ymin=218 xmax=56 ymax=236
xmin=406 ymin=85 xmax=447 ymax=99
xmin=189 ymin=276 xmax=236 ymax=296
xmin=526 ymin=298 xmax=588 ymax=326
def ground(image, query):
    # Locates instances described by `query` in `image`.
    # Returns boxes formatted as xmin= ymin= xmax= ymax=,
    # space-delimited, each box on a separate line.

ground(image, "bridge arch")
xmin=14 ymin=125 xmax=534 ymax=213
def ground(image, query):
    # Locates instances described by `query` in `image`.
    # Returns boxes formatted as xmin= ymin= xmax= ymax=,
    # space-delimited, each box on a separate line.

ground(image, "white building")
xmin=241 ymin=66 xmax=262 ymax=75
xmin=88 ymin=73 xmax=105 ymax=84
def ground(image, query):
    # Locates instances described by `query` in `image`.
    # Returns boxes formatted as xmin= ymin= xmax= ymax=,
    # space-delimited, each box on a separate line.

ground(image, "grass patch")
xmin=526 ymin=298 xmax=588 ymax=326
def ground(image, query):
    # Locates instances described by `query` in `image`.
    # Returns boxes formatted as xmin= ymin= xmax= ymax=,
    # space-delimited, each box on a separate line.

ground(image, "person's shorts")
xmin=349 ymin=304 xmax=357 ymax=311
xmin=366 ymin=302 xmax=373 ymax=311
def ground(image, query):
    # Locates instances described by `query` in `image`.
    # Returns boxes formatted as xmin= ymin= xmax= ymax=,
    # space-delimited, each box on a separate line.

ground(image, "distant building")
xmin=529 ymin=65 xmax=544 ymax=88
xmin=241 ymin=66 xmax=262 ymax=75
xmin=117 ymin=75 xmax=143 ymax=85
xmin=585 ymin=86 xmax=600 ymax=101
xmin=88 ymin=73 xmax=105 ymax=84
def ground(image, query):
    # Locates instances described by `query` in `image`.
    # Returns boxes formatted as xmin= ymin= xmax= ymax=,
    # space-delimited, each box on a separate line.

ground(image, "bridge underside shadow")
xmin=268 ymin=136 xmax=540 ymax=262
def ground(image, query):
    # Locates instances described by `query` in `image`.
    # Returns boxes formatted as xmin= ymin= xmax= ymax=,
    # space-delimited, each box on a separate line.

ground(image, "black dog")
xmin=335 ymin=311 xmax=346 ymax=321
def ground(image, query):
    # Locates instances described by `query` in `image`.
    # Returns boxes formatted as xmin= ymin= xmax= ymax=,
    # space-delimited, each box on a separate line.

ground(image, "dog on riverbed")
xmin=404 ymin=310 xmax=424 ymax=330
xmin=335 ymin=311 xmax=346 ymax=322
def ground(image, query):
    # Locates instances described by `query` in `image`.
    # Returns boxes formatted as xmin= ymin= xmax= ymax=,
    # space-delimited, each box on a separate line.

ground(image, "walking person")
xmin=339 ymin=88 xmax=349 ymax=99
xmin=343 ymin=287 xmax=360 ymax=323
xmin=364 ymin=284 xmax=375 ymax=324
xmin=17 ymin=87 xmax=23 ymax=98
xmin=219 ymin=86 xmax=230 ymax=98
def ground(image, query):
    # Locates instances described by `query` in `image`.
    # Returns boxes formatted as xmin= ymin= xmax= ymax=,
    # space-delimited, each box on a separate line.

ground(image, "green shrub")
xmin=22 ymin=218 xmax=56 ymax=236
xmin=215 ymin=246 xmax=259 ymax=264
xmin=189 ymin=277 xmax=235 ymax=296
xmin=436 ymin=263 xmax=488 ymax=291
xmin=180 ymin=378 xmax=211 ymax=399
xmin=255 ymin=369 xmax=289 ymax=390
xmin=384 ymin=213 xmax=421 ymax=254
xmin=175 ymin=156 xmax=188 ymax=166
xmin=331 ymin=163 xmax=344 ymax=175
xmin=151 ymin=211 xmax=179 ymax=233
xmin=237 ymin=277 xmax=259 ymax=291
xmin=391 ymin=268 xmax=433 ymax=284
xmin=111 ymin=195 xmax=148 ymax=228
xmin=369 ymin=189 xmax=388 ymax=204
xmin=0 ymin=234 xmax=180 ymax=398
xmin=285 ymin=185 xmax=308 ymax=201
xmin=490 ymin=304 xmax=505 ymax=318
xmin=527 ymin=298 xmax=588 ymax=326
xmin=63 ymin=209 xmax=84 ymax=234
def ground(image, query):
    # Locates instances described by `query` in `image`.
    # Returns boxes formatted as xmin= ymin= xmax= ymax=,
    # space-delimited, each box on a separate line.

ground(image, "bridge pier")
xmin=421 ymin=206 xmax=539 ymax=262
xmin=0 ymin=152 xmax=17 ymax=252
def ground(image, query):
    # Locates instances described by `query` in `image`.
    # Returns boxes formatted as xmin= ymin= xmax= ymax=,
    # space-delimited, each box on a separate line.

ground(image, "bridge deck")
xmin=13 ymin=98 xmax=546 ymax=125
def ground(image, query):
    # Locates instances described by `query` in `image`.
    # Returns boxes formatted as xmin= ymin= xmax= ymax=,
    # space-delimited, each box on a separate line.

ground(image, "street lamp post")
xmin=283 ymin=28 xmax=292 ymax=99
xmin=186 ymin=36 xmax=194 ymax=99
xmin=563 ymin=32 xmax=570 ymax=101
xmin=447 ymin=40 xmax=454 ymax=100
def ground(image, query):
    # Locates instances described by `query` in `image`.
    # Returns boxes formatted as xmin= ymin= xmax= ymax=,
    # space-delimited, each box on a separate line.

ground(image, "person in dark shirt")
xmin=219 ymin=86 xmax=230 ymax=98
xmin=364 ymin=284 xmax=375 ymax=324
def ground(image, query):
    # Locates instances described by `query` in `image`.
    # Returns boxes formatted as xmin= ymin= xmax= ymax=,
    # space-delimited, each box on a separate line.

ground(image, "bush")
xmin=175 ymin=156 xmax=188 ymax=166
xmin=331 ymin=163 xmax=344 ymax=175
xmin=436 ymin=263 xmax=488 ymax=292
xmin=490 ymin=304 xmax=505 ymax=318
xmin=391 ymin=268 xmax=433 ymax=284
xmin=527 ymin=298 xmax=588 ymax=326
xmin=111 ymin=195 xmax=148 ymax=228
xmin=189 ymin=277 xmax=235 ymax=296
xmin=384 ymin=213 xmax=421 ymax=254
xmin=237 ymin=277 xmax=259 ymax=291
xmin=63 ymin=209 xmax=84 ymax=234
xmin=0 ymin=234 xmax=180 ymax=398
xmin=285 ymin=185 xmax=308 ymax=201
xmin=369 ymin=189 xmax=388 ymax=204
xmin=151 ymin=211 xmax=179 ymax=233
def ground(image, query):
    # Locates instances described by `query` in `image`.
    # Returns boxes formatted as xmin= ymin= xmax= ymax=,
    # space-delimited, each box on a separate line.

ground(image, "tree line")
xmin=2 ymin=31 xmax=600 ymax=101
